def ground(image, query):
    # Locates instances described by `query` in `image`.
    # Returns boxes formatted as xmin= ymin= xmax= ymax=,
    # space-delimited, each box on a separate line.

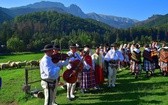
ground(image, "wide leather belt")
xmin=109 ymin=60 xmax=118 ymax=64
xmin=42 ymin=79 xmax=56 ymax=83
xmin=109 ymin=60 xmax=118 ymax=68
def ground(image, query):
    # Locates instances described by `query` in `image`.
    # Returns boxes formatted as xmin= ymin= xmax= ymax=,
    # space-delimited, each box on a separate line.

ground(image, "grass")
xmin=0 ymin=53 xmax=43 ymax=63
xmin=1 ymin=53 xmax=168 ymax=105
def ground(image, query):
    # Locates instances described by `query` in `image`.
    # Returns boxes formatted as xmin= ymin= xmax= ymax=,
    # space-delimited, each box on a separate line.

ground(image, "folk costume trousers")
xmin=108 ymin=66 xmax=117 ymax=87
xmin=41 ymin=80 xmax=57 ymax=105
xmin=66 ymin=82 xmax=76 ymax=98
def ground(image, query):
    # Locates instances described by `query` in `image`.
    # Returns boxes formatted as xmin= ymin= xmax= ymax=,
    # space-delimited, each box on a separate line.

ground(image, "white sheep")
xmin=0 ymin=61 xmax=11 ymax=70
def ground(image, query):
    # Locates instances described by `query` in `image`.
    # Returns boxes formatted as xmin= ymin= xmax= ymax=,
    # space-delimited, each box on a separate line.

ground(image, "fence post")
xmin=0 ymin=77 xmax=2 ymax=89
xmin=22 ymin=68 xmax=30 ymax=94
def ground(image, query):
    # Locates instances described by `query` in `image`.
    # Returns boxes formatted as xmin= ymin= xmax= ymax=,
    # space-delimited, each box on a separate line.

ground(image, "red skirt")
xmin=95 ymin=65 xmax=104 ymax=85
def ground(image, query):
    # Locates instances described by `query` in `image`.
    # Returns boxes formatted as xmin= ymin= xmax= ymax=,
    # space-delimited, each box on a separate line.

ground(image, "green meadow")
xmin=1 ymin=53 xmax=168 ymax=105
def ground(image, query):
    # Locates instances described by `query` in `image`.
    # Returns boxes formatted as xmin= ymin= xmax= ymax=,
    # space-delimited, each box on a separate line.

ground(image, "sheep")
xmin=0 ymin=61 xmax=11 ymax=70
xmin=15 ymin=61 xmax=27 ymax=68
xmin=9 ymin=62 xmax=18 ymax=68
xmin=26 ymin=60 xmax=39 ymax=67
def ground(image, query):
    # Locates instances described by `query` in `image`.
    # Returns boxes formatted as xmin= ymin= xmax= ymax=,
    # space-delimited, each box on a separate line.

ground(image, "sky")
xmin=0 ymin=0 xmax=168 ymax=21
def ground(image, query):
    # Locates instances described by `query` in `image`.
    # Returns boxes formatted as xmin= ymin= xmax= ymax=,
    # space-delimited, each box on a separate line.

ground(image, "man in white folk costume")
xmin=104 ymin=43 xmax=124 ymax=88
xmin=66 ymin=43 xmax=82 ymax=100
xmin=40 ymin=44 xmax=62 ymax=105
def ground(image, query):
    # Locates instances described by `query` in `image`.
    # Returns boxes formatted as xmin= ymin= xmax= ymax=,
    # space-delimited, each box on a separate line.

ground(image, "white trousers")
xmin=41 ymin=80 xmax=57 ymax=105
xmin=108 ymin=66 xmax=117 ymax=86
xmin=66 ymin=82 xmax=76 ymax=98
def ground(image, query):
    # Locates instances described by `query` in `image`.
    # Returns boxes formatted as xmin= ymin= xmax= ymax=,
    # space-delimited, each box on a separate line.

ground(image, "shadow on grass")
xmin=73 ymin=100 xmax=162 ymax=105
xmin=73 ymin=71 xmax=167 ymax=105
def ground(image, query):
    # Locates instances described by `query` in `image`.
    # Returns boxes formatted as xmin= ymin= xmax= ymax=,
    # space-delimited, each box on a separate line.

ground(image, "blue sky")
xmin=0 ymin=0 xmax=168 ymax=21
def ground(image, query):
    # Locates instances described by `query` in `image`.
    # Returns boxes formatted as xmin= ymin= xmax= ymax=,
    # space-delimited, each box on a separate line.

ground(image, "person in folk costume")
xmin=151 ymin=41 xmax=159 ymax=69
xmin=151 ymin=47 xmax=159 ymax=70
xmin=120 ymin=43 xmax=130 ymax=69
xmin=80 ymin=46 xmax=96 ymax=93
xmin=125 ymin=43 xmax=131 ymax=68
xmin=118 ymin=44 xmax=124 ymax=70
xmin=143 ymin=44 xmax=154 ymax=77
xmin=40 ymin=44 xmax=62 ymax=105
xmin=158 ymin=45 xmax=168 ymax=76
xmin=51 ymin=45 xmax=69 ymax=103
xmin=103 ymin=43 xmax=111 ymax=56
xmin=104 ymin=43 xmax=124 ymax=88
xmin=99 ymin=44 xmax=104 ymax=55
xmin=92 ymin=46 xmax=104 ymax=89
xmin=129 ymin=43 xmax=135 ymax=74
xmin=102 ymin=43 xmax=110 ymax=79
xmin=130 ymin=44 xmax=142 ymax=79
xmin=66 ymin=43 xmax=82 ymax=100
xmin=158 ymin=42 xmax=166 ymax=52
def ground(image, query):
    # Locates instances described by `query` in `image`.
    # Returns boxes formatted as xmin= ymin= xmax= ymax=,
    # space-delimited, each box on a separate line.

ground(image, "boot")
xmin=145 ymin=71 xmax=149 ymax=78
xmin=70 ymin=83 xmax=76 ymax=99
xmin=66 ymin=83 xmax=71 ymax=99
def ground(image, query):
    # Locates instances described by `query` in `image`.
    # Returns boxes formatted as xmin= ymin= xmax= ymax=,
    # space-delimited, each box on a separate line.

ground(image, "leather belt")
xmin=42 ymin=79 xmax=56 ymax=83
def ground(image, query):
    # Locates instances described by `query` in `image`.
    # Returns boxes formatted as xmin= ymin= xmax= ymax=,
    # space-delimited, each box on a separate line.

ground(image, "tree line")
xmin=0 ymin=11 xmax=167 ymax=52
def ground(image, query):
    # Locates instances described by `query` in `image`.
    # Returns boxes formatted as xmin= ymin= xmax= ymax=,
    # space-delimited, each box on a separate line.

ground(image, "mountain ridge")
xmin=0 ymin=1 xmax=139 ymax=28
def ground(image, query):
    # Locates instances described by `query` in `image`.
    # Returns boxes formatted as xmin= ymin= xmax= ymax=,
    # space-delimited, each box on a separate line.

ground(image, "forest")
xmin=0 ymin=11 xmax=168 ymax=52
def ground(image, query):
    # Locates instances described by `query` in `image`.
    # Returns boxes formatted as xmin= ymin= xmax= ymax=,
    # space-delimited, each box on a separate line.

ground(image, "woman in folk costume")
xmin=80 ymin=46 xmax=96 ymax=93
xmin=92 ymin=46 xmax=104 ymax=89
xmin=118 ymin=44 xmax=124 ymax=70
xmin=143 ymin=44 xmax=154 ymax=77
xmin=151 ymin=47 xmax=159 ymax=70
xmin=150 ymin=41 xmax=159 ymax=69
xmin=129 ymin=43 xmax=135 ymax=74
xmin=130 ymin=44 xmax=141 ymax=79
xmin=121 ymin=43 xmax=130 ymax=68
xmin=125 ymin=43 xmax=131 ymax=67
xmin=158 ymin=45 xmax=168 ymax=76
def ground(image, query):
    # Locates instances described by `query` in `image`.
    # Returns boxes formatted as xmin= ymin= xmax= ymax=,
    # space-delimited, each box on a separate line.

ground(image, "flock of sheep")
xmin=0 ymin=60 xmax=39 ymax=70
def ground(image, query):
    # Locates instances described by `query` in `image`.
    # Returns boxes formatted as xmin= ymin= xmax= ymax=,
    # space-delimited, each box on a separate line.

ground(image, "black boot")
xmin=145 ymin=71 xmax=149 ymax=78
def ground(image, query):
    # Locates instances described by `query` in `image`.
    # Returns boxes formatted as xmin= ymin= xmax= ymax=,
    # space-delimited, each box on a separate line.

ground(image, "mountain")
xmin=0 ymin=7 xmax=12 ymax=22
xmin=9 ymin=1 xmax=88 ymax=18
xmin=135 ymin=14 xmax=168 ymax=28
xmin=87 ymin=12 xmax=139 ymax=28
xmin=0 ymin=1 xmax=138 ymax=28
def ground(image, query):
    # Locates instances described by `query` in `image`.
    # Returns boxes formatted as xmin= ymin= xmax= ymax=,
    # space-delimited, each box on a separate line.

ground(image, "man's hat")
xmin=111 ymin=43 xmax=118 ymax=47
xmin=69 ymin=43 xmax=77 ymax=48
xmin=83 ymin=44 xmax=90 ymax=48
xmin=144 ymin=44 xmax=149 ymax=48
xmin=53 ymin=45 xmax=60 ymax=50
xmin=41 ymin=44 xmax=54 ymax=51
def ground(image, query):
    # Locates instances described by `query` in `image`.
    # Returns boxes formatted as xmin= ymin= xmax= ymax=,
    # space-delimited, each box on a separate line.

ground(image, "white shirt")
xmin=67 ymin=51 xmax=82 ymax=61
xmin=40 ymin=54 xmax=60 ymax=80
xmin=66 ymin=51 xmax=81 ymax=69
xmin=104 ymin=49 xmax=124 ymax=62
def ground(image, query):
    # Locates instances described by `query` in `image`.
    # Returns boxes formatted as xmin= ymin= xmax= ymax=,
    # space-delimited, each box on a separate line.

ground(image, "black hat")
xmin=41 ymin=44 xmax=54 ymax=51
xmin=111 ymin=43 xmax=118 ymax=47
xmin=69 ymin=43 xmax=77 ymax=48
xmin=53 ymin=45 xmax=60 ymax=50
xmin=83 ymin=44 xmax=90 ymax=48
xmin=144 ymin=44 xmax=149 ymax=48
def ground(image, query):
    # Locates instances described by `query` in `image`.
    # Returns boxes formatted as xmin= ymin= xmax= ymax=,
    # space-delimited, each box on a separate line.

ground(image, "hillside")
xmin=0 ymin=7 xmax=12 ymax=22
xmin=135 ymin=14 xmax=168 ymax=28
xmin=0 ymin=11 xmax=116 ymax=52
